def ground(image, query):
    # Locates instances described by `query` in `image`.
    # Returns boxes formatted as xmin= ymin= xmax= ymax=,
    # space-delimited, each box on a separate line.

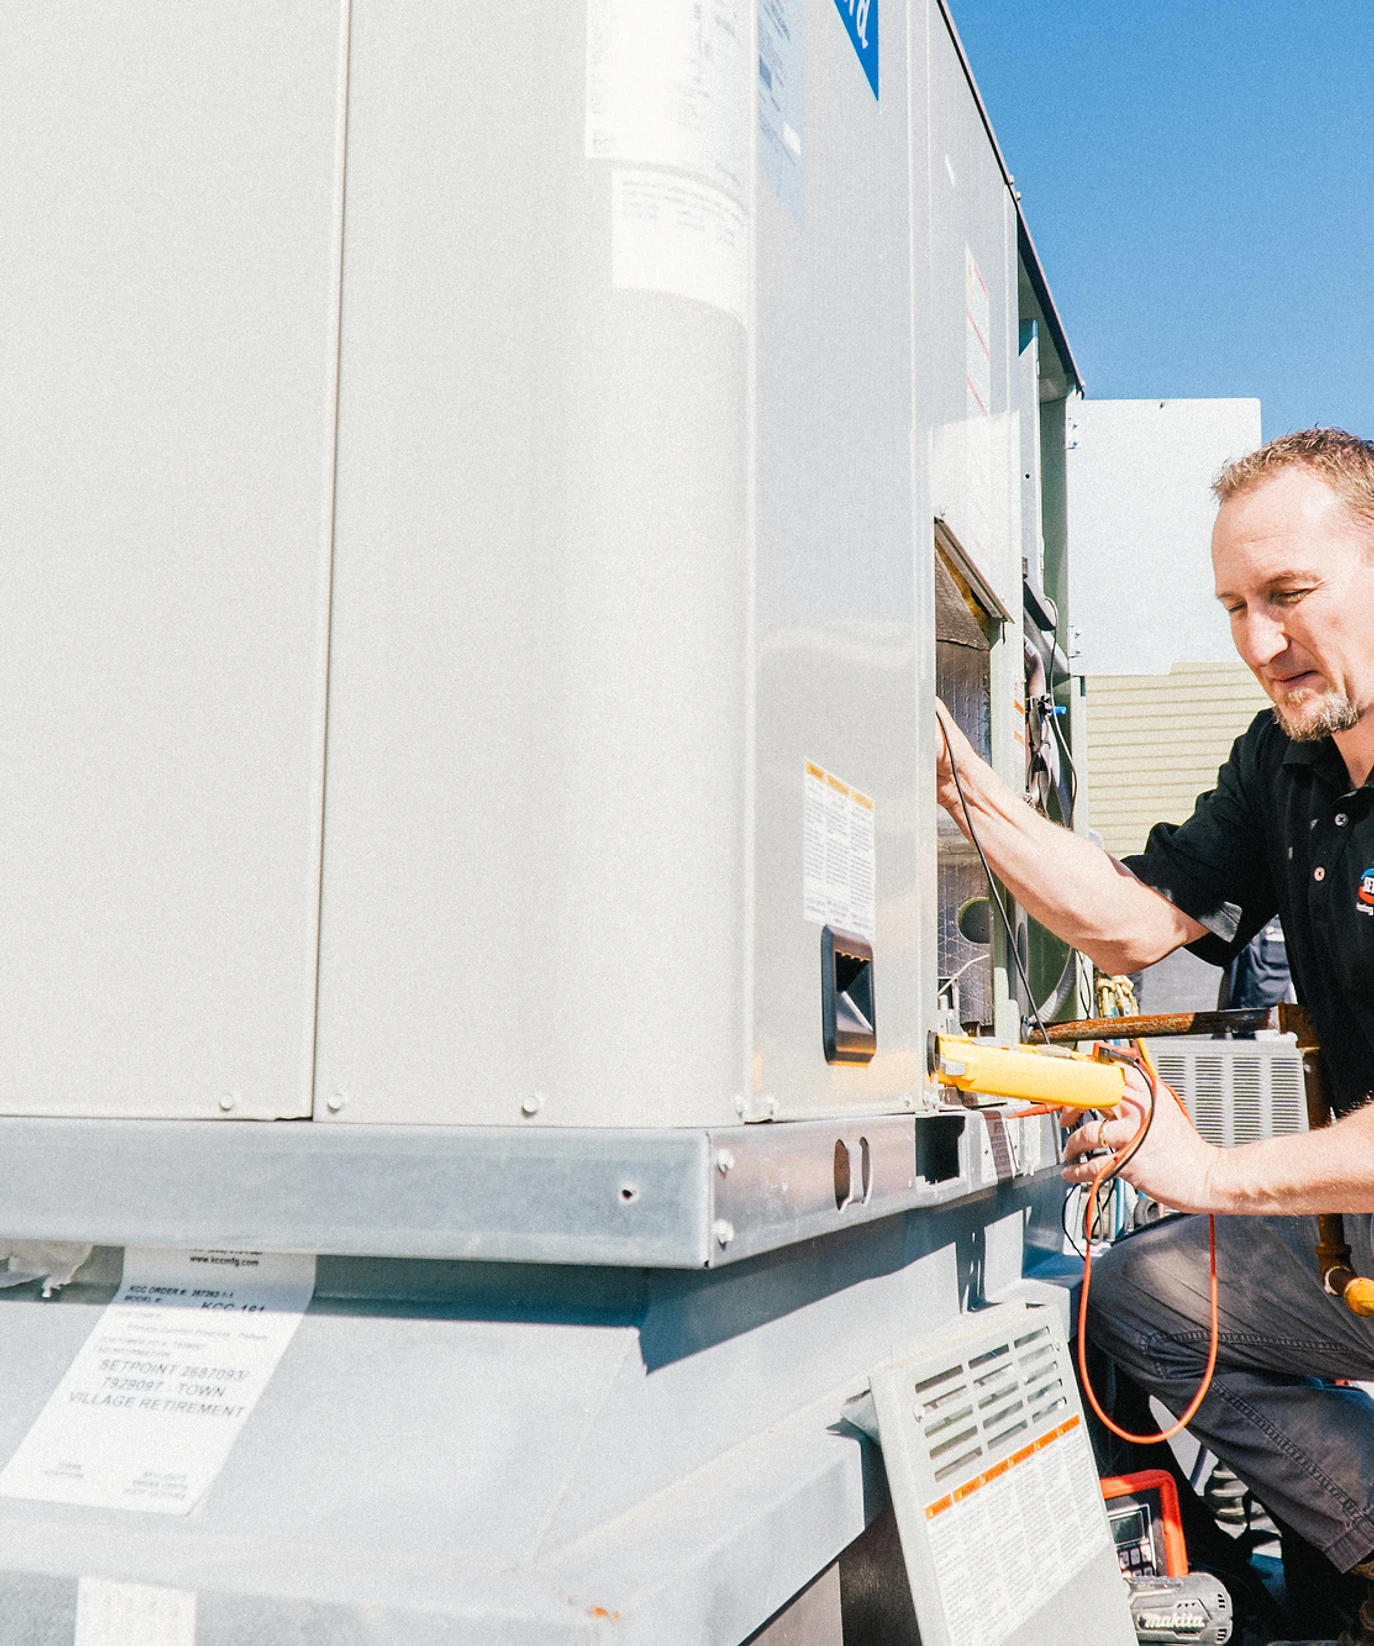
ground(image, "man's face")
xmin=1212 ymin=467 xmax=1374 ymax=742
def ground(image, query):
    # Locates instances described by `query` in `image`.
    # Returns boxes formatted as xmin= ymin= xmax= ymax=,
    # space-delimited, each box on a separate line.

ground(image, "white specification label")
xmin=924 ymin=1416 xmax=1109 ymax=1646
xmin=612 ymin=169 xmax=747 ymax=326
xmin=587 ymin=0 xmax=749 ymax=202
xmin=76 ymin=1578 xmax=196 ymax=1646
xmin=0 ymin=1248 xmax=315 ymax=1515
xmin=803 ymin=761 xmax=875 ymax=941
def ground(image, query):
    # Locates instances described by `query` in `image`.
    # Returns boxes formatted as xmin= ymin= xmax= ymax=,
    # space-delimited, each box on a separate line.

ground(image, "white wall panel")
xmin=1067 ymin=398 xmax=1262 ymax=675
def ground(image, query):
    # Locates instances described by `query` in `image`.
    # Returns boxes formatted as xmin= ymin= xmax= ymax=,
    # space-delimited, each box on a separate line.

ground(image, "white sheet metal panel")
xmin=0 ymin=3 xmax=347 ymax=1118
xmin=922 ymin=5 xmax=1026 ymax=1039
xmin=924 ymin=13 xmax=1020 ymax=620
xmin=1067 ymin=398 xmax=1262 ymax=675
xmin=313 ymin=0 xmax=1042 ymax=1128
xmin=315 ymin=1 xmax=748 ymax=1127
xmin=750 ymin=0 xmax=924 ymax=1121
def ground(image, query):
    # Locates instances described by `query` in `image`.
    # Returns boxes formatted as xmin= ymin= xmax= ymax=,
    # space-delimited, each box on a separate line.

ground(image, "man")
xmin=936 ymin=428 xmax=1374 ymax=1645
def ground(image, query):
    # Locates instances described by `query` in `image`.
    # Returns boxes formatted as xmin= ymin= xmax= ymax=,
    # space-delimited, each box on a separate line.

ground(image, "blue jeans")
xmin=1089 ymin=1211 xmax=1374 ymax=1571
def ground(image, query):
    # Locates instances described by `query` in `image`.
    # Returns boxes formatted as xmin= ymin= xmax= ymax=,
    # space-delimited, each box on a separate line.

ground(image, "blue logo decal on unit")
xmin=1358 ymin=867 xmax=1374 ymax=915
xmin=831 ymin=0 xmax=878 ymax=99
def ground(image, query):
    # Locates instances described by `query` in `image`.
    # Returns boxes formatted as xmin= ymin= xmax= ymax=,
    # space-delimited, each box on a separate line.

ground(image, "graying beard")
xmin=1273 ymin=694 xmax=1362 ymax=741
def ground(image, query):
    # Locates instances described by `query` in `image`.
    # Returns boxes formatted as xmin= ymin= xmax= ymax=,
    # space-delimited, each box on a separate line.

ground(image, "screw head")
xmin=521 ymin=1094 xmax=544 ymax=1117
xmin=715 ymin=1150 xmax=735 ymax=1175
xmin=326 ymin=1094 xmax=347 ymax=1114
xmin=218 ymin=1093 xmax=237 ymax=1113
xmin=712 ymin=1219 xmax=735 ymax=1247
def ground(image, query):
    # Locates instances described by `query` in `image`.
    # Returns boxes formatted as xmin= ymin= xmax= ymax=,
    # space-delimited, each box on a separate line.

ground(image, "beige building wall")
xmin=1084 ymin=662 xmax=1272 ymax=860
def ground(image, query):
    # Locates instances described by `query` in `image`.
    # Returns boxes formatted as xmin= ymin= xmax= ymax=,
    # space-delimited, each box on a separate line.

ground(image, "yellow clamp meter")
xmin=930 ymin=1033 xmax=1125 ymax=1111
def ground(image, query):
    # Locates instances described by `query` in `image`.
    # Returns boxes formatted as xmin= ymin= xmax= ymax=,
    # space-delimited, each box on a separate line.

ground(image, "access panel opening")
xmin=916 ymin=1114 xmax=965 ymax=1185
xmin=822 ymin=927 xmax=876 ymax=1064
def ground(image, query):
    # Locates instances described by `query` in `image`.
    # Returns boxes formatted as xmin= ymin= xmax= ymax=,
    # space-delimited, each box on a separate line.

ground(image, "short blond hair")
xmin=1213 ymin=427 xmax=1374 ymax=535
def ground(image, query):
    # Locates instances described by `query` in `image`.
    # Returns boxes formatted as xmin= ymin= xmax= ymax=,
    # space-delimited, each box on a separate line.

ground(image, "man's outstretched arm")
xmin=1064 ymin=1069 xmax=1374 ymax=1216
xmin=936 ymin=702 xmax=1207 ymax=973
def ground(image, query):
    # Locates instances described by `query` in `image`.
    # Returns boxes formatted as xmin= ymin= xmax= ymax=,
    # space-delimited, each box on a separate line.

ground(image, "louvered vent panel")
xmin=1191 ymin=1057 xmax=1225 ymax=1143
xmin=1016 ymin=1321 xmax=1068 ymax=1428
xmin=1271 ymin=1054 xmax=1306 ymax=1134
xmin=1231 ymin=1058 xmax=1263 ymax=1144
xmin=917 ymin=1361 xmax=983 ymax=1484
xmin=916 ymin=1323 xmax=1076 ymax=1482
xmin=1152 ymin=1039 xmax=1307 ymax=1149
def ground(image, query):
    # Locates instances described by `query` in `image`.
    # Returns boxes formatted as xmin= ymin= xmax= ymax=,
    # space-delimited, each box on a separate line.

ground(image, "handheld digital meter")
xmin=931 ymin=1033 xmax=1126 ymax=1110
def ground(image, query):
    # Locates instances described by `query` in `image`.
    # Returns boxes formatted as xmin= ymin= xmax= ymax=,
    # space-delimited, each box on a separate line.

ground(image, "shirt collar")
xmin=1281 ymin=732 xmax=1374 ymax=794
xmin=1280 ymin=738 xmax=1326 ymax=769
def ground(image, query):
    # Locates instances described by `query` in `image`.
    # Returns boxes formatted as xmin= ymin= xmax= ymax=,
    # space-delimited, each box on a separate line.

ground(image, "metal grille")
xmin=936 ymin=548 xmax=994 ymax=1028
xmin=916 ymin=1320 xmax=1068 ymax=1484
xmin=1150 ymin=1038 xmax=1307 ymax=1148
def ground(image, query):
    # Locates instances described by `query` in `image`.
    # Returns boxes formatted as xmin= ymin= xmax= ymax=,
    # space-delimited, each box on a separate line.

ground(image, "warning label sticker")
xmin=803 ymin=761 xmax=875 ymax=941
xmin=923 ymin=1415 xmax=1109 ymax=1646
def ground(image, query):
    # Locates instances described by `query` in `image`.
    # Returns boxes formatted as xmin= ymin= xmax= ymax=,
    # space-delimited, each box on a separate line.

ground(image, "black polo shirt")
xmin=1123 ymin=710 xmax=1374 ymax=1116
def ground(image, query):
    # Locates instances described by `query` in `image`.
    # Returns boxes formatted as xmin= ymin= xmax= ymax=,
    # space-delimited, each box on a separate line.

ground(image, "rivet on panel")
xmin=713 ymin=1219 xmax=735 ymax=1247
xmin=521 ymin=1094 xmax=544 ymax=1117
xmin=715 ymin=1150 xmax=735 ymax=1176
xmin=218 ymin=1093 xmax=237 ymax=1113
xmin=326 ymin=1094 xmax=347 ymax=1114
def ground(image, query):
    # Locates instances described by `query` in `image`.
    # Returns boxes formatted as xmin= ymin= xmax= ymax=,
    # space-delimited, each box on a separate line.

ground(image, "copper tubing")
xmin=1038 ymin=1007 xmax=1279 ymax=1043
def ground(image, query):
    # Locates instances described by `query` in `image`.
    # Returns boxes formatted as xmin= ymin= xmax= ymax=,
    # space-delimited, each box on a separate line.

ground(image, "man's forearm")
xmin=1203 ymin=1103 xmax=1374 ymax=1216
xmin=940 ymin=733 xmax=1200 ymax=972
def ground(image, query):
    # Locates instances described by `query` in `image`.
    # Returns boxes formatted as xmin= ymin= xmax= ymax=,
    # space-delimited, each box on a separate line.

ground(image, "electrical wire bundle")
xmin=939 ymin=711 xmax=1220 ymax=1445
xmin=1075 ymin=1040 xmax=1219 ymax=1445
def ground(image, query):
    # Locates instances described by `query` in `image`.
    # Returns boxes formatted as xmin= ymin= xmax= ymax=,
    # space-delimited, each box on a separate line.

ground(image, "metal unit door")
xmin=0 ymin=3 xmax=347 ymax=1119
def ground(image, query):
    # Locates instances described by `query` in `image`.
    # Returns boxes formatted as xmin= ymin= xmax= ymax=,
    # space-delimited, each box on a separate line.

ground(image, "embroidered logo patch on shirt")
xmin=1359 ymin=867 xmax=1374 ymax=915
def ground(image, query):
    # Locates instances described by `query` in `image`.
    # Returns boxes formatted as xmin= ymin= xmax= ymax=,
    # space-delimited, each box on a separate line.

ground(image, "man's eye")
xmin=1272 ymin=588 xmax=1313 ymax=605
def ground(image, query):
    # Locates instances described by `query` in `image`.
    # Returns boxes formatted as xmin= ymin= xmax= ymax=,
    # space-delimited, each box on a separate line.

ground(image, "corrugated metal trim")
xmin=1085 ymin=665 xmax=1270 ymax=859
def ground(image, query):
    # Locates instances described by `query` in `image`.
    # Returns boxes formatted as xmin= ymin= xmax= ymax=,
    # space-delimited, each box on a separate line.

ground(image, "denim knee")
xmin=1083 ymin=1221 xmax=1211 ymax=1371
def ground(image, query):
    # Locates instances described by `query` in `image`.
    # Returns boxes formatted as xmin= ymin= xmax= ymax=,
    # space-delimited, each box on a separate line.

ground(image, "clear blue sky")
xmin=947 ymin=0 xmax=1374 ymax=442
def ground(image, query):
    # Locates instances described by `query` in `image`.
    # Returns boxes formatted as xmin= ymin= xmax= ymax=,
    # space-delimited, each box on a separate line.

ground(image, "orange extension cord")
xmin=1073 ymin=1040 xmax=1219 ymax=1445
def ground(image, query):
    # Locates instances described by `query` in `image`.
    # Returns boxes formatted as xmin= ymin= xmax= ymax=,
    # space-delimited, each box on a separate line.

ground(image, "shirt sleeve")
xmin=1120 ymin=726 xmax=1279 ymax=970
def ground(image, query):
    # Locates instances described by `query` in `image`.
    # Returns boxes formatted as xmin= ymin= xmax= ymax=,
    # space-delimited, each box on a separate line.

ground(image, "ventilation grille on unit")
xmin=915 ymin=1321 xmax=1068 ymax=1484
xmin=1150 ymin=1037 xmax=1306 ymax=1149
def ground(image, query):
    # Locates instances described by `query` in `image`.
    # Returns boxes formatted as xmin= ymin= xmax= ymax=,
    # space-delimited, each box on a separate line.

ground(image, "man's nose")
xmin=1235 ymin=609 xmax=1288 ymax=669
